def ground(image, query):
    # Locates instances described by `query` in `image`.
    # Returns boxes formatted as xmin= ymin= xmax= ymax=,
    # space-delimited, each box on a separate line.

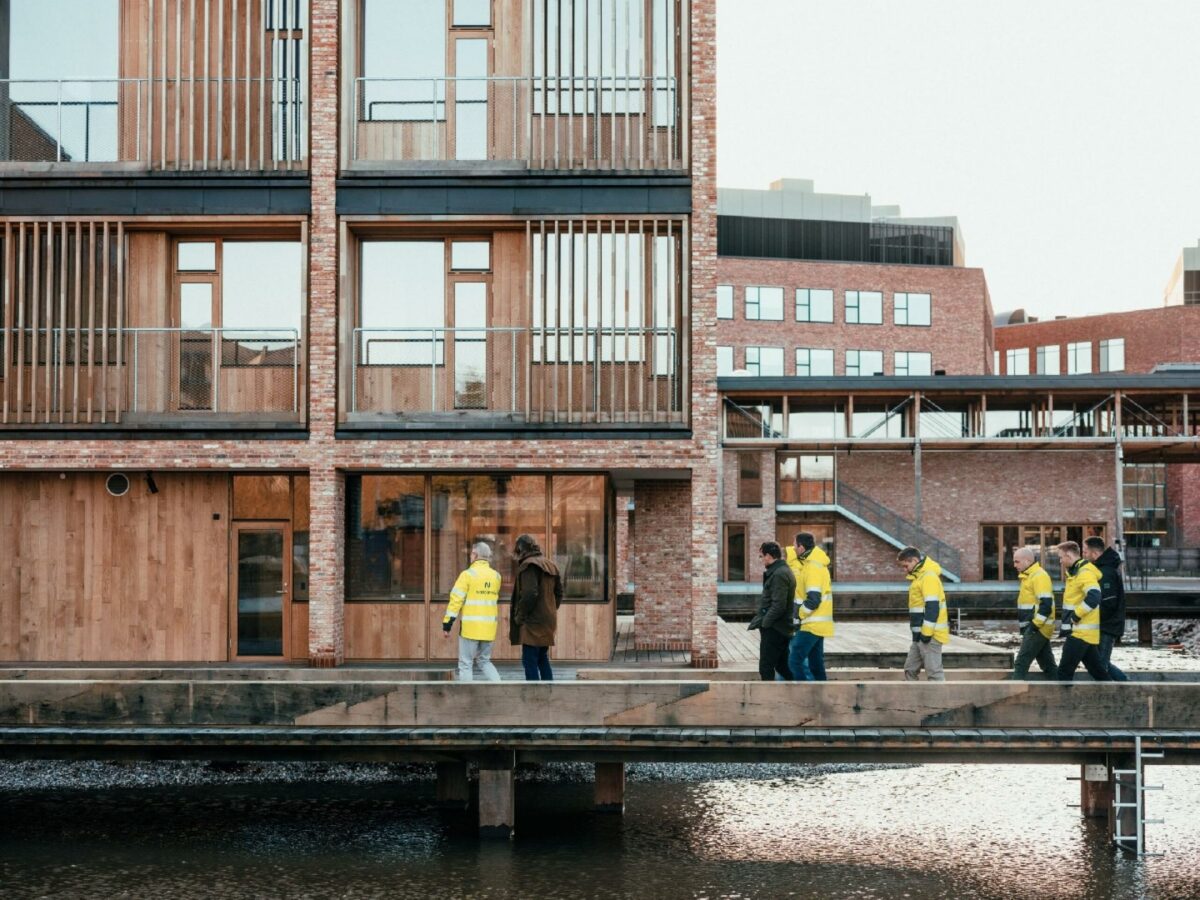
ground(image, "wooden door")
xmin=230 ymin=522 xmax=291 ymax=660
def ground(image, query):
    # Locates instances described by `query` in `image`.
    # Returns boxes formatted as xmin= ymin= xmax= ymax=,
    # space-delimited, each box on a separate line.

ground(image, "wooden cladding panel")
xmin=1 ymin=221 xmax=124 ymax=425
xmin=345 ymin=603 xmax=429 ymax=661
xmin=0 ymin=473 xmax=230 ymax=663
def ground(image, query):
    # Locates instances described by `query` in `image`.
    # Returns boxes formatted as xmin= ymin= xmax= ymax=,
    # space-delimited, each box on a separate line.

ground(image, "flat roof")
xmin=718 ymin=374 xmax=1200 ymax=393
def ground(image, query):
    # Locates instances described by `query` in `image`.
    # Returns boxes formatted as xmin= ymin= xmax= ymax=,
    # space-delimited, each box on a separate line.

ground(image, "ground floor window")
xmin=723 ymin=523 xmax=747 ymax=582
xmin=1123 ymin=463 xmax=1167 ymax=546
xmin=981 ymin=522 xmax=1107 ymax=580
xmin=346 ymin=473 xmax=609 ymax=604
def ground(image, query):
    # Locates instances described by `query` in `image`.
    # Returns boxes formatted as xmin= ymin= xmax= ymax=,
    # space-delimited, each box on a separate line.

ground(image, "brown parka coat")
xmin=509 ymin=539 xmax=564 ymax=647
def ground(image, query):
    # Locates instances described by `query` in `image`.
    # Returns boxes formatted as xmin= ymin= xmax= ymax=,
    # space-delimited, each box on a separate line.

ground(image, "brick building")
xmin=995 ymin=303 xmax=1200 ymax=548
xmin=0 ymin=0 xmax=720 ymax=666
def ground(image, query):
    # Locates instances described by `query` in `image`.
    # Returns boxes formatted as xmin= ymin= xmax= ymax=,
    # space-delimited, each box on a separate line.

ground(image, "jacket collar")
xmin=1019 ymin=562 xmax=1044 ymax=581
xmin=1067 ymin=558 xmax=1085 ymax=577
xmin=906 ymin=556 xmax=928 ymax=582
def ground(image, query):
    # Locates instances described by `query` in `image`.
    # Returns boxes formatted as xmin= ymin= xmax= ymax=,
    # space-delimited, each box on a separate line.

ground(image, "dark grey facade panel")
xmin=718 ymin=215 xmax=954 ymax=266
xmin=0 ymin=178 xmax=311 ymax=216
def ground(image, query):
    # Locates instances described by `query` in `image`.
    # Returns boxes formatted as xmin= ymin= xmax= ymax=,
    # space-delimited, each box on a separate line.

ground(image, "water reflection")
xmin=1 ymin=765 xmax=1198 ymax=899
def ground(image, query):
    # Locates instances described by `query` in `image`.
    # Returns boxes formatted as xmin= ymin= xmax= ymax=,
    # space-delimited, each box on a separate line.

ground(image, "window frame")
xmin=717 ymin=284 xmax=734 ymax=320
xmin=845 ymin=290 xmax=883 ymax=325
xmin=1099 ymin=338 xmax=1126 ymax=373
xmin=1036 ymin=344 xmax=1060 ymax=375
xmin=795 ymin=347 xmax=835 ymax=377
xmin=846 ymin=349 xmax=884 ymax=377
xmin=894 ymin=350 xmax=932 ymax=376
xmin=893 ymin=292 xmax=932 ymax=327
xmin=1066 ymin=341 xmax=1093 ymax=375
xmin=745 ymin=345 xmax=785 ymax=377
xmin=795 ymin=288 xmax=834 ymax=323
xmin=722 ymin=522 xmax=749 ymax=582
xmin=1005 ymin=347 xmax=1030 ymax=376
xmin=745 ymin=285 xmax=785 ymax=321
xmin=716 ymin=345 xmax=734 ymax=377
xmin=737 ymin=452 xmax=763 ymax=508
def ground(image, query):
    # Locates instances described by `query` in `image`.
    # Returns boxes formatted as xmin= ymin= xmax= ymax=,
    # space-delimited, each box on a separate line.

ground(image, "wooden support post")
xmin=478 ymin=751 xmax=516 ymax=839
xmin=436 ymin=761 xmax=470 ymax=810
xmin=594 ymin=762 xmax=626 ymax=814
xmin=1138 ymin=617 xmax=1153 ymax=646
xmin=1080 ymin=762 xmax=1112 ymax=819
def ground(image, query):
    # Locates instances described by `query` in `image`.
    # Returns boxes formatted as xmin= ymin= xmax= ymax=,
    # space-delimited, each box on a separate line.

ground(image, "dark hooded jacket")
xmin=1094 ymin=547 xmax=1126 ymax=638
xmin=759 ymin=558 xmax=797 ymax=638
xmin=510 ymin=539 xmax=564 ymax=647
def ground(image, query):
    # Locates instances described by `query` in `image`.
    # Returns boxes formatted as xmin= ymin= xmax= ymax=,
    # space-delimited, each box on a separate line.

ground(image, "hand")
xmin=442 ymin=619 xmax=454 ymax=634
xmin=920 ymin=634 xmax=932 ymax=644
xmin=1019 ymin=622 xmax=1030 ymax=636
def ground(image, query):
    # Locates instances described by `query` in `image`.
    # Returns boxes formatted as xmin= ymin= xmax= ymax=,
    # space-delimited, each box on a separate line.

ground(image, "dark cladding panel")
xmin=719 ymin=215 xmax=954 ymax=266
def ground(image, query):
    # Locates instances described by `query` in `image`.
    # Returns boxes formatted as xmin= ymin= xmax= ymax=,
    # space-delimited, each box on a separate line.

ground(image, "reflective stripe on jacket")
xmin=443 ymin=559 xmax=502 ymax=642
xmin=906 ymin=556 xmax=949 ymax=645
xmin=792 ymin=546 xmax=834 ymax=638
xmin=1017 ymin=562 xmax=1055 ymax=640
xmin=1062 ymin=559 xmax=1102 ymax=646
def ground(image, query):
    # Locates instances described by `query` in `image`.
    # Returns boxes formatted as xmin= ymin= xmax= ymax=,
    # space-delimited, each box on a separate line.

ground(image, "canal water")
xmin=2 ymin=761 xmax=1198 ymax=899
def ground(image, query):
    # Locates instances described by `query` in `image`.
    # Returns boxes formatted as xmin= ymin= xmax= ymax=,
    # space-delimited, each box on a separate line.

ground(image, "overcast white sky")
xmin=716 ymin=0 xmax=1200 ymax=318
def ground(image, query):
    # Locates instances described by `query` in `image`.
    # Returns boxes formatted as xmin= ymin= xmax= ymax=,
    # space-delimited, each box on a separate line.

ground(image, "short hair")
xmin=760 ymin=541 xmax=782 ymax=560
xmin=1084 ymin=536 xmax=1106 ymax=553
xmin=794 ymin=532 xmax=815 ymax=551
xmin=896 ymin=547 xmax=922 ymax=563
xmin=1013 ymin=545 xmax=1037 ymax=561
xmin=472 ymin=541 xmax=492 ymax=560
xmin=1056 ymin=541 xmax=1081 ymax=557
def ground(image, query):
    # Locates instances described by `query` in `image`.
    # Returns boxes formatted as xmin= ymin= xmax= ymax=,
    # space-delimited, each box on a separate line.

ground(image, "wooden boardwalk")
xmin=608 ymin=616 xmax=1011 ymax=670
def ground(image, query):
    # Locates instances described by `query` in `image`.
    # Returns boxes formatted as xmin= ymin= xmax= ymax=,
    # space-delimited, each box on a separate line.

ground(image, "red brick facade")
xmin=716 ymin=259 xmax=994 ymax=376
xmin=632 ymin=481 xmax=694 ymax=651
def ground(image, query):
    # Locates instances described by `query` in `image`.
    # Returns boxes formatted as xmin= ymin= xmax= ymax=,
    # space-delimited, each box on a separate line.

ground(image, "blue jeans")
xmin=788 ymin=631 xmax=827 ymax=682
xmin=1098 ymin=633 xmax=1129 ymax=682
xmin=522 ymin=645 xmax=553 ymax=681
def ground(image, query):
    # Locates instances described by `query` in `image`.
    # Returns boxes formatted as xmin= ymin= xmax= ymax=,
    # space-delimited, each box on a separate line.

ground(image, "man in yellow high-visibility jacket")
xmin=1056 ymin=541 xmax=1112 ymax=682
xmin=1011 ymin=545 xmax=1058 ymax=680
xmin=897 ymin=546 xmax=949 ymax=682
xmin=786 ymin=532 xmax=833 ymax=681
xmin=442 ymin=541 xmax=503 ymax=682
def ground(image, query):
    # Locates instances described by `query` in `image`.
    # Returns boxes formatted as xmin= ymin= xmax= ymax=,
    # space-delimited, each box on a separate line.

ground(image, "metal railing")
xmin=1 ymin=77 xmax=306 ymax=169
xmin=352 ymin=74 xmax=681 ymax=169
xmin=722 ymin=398 xmax=784 ymax=440
xmin=126 ymin=327 xmax=301 ymax=416
xmin=834 ymin=480 xmax=963 ymax=576
xmin=351 ymin=325 xmax=680 ymax=423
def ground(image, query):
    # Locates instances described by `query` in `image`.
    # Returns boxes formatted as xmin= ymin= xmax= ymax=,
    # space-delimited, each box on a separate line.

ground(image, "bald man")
xmin=1011 ymin=546 xmax=1059 ymax=680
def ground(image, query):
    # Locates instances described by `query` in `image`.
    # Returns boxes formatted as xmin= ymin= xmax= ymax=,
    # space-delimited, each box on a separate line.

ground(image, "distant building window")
xmin=894 ymin=292 xmax=931 ymax=326
xmin=716 ymin=345 xmax=734 ymax=376
xmin=737 ymin=453 xmax=763 ymax=507
xmin=1037 ymin=344 xmax=1060 ymax=375
xmin=845 ymin=291 xmax=882 ymax=325
xmin=993 ymin=350 xmax=999 ymax=373
xmin=745 ymin=286 xmax=784 ymax=321
xmin=723 ymin=523 xmax=748 ymax=581
xmin=795 ymin=348 xmax=835 ymax=377
xmin=895 ymin=351 xmax=932 ymax=376
xmin=717 ymin=285 xmax=734 ymax=319
xmin=745 ymin=346 xmax=784 ymax=376
xmin=1067 ymin=341 xmax=1092 ymax=375
xmin=1100 ymin=338 xmax=1125 ymax=372
xmin=846 ymin=349 xmax=884 ymax=376
xmin=1006 ymin=347 xmax=1030 ymax=376
xmin=795 ymin=289 xmax=834 ymax=323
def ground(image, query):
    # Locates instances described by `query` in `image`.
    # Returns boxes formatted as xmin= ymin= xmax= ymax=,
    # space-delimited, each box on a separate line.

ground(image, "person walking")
xmin=787 ymin=532 xmax=833 ymax=681
xmin=756 ymin=541 xmax=796 ymax=681
xmin=442 ymin=541 xmax=502 ymax=682
xmin=510 ymin=533 xmax=563 ymax=681
xmin=1010 ymin=546 xmax=1058 ymax=680
xmin=897 ymin=547 xmax=949 ymax=682
xmin=1083 ymin=535 xmax=1129 ymax=682
xmin=1056 ymin=541 xmax=1112 ymax=682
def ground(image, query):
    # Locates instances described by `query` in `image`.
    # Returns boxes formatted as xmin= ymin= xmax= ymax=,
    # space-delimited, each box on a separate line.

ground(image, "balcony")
xmin=345 ymin=0 xmax=685 ymax=172
xmin=0 ymin=0 xmax=307 ymax=173
xmin=348 ymin=324 xmax=681 ymax=427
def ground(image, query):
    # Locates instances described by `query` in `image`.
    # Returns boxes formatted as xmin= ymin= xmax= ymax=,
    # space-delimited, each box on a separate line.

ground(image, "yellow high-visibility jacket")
xmin=1062 ymin=559 xmax=1102 ymax=646
xmin=443 ymin=559 xmax=502 ymax=642
xmin=1017 ymin=562 xmax=1055 ymax=640
xmin=906 ymin=556 xmax=949 ymax=645
xmin=791 ymin=545 xmax=834 ymax=638
xmin=784 ymin=545 xmax=806 ymax=587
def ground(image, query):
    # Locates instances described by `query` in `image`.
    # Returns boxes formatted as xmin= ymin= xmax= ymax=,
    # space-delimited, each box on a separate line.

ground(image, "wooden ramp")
xmin=609 ymin=616 xmax=1012 ymax=670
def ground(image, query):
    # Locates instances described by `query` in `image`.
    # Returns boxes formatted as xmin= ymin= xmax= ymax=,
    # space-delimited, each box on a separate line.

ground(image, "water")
xmin=2 ymin=763 xmax=1198 ymax=899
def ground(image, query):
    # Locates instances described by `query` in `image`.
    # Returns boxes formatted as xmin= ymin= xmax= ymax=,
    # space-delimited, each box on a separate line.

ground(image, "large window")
xmin=1066 ymin=341 xmax=1092 ymax=375
xmin=777 ymin=454 xmax=834 ymax=504
xmin=346 ymin=473 xmax=609 ymax=604
xmin=361 ymin=0 xmax=446 ymax=122
xmin=745 ymin=346 xmax=784 ymax=376
xmin=1005 ymin=347 xmax=1030 ymax=376
xmin=845 ymin=291 xmax=882 ymax=325
xmin=894 ymin=292 xmax=931 ymax=326
xmin=895 ymin=351 xmax=932 ymax=376
xmin=745 ymin=286 xmax=784 ymax=321
xmin=1100 ymin=338 xmax=1126 ymax=372
xmin=1037 ymin=344 xmax=1060 ymax=375
xmin=846 ymin=349 xmax=884 ymax=376
xmin=795 ymin=348 xmax=835 ymax=377
xmin=359 ymin=241 xmax=448 ymax=365
xmin=716 ymin=346 xmax=734 ymax=376
xmin=1123 ymin=463 xmax=1167 ymax=544
xmin=795 ymin=289 xmax=834 ymax=323
xmin=717 ymin=285 xmax=734 ymax=319
xmin=981 ymin=522 xmax=1107 ymax=581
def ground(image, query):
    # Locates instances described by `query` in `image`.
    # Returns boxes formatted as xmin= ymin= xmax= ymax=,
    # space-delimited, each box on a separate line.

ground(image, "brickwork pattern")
xmin=716 ymin=259 xmax=994 ymax=376
xmin=632 ymin=480 xmax=693 ymax=651
xmin=720 ymin=448 xmax=778 ymax=562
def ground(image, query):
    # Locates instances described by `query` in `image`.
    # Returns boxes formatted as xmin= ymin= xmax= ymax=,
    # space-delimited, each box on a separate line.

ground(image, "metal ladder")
xmin=1113 ymin=735 xmax=1165 ymax=856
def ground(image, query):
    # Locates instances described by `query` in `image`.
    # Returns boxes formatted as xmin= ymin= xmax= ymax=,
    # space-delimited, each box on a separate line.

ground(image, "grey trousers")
xmin=1012 ymin=628 xmax=1059 ymax=680
xmin=904 ymin=640 xmax=945 ymax=682
xmin=457 ymin=636 xmax=501 ymax=682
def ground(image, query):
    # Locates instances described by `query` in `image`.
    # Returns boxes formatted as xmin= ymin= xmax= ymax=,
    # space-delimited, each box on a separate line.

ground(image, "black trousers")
xmin=759 ymin=629 xmax=794 ymax=681
xmin=1012 ymin=628 xmax=1058 ymax=680
xmin=1058 ymin=635 xmax=1112 ymax=682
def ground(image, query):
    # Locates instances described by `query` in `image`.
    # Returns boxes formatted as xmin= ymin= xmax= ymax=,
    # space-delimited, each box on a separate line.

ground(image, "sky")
xmin=716 ymin=0 xmax=1200 ymax=318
